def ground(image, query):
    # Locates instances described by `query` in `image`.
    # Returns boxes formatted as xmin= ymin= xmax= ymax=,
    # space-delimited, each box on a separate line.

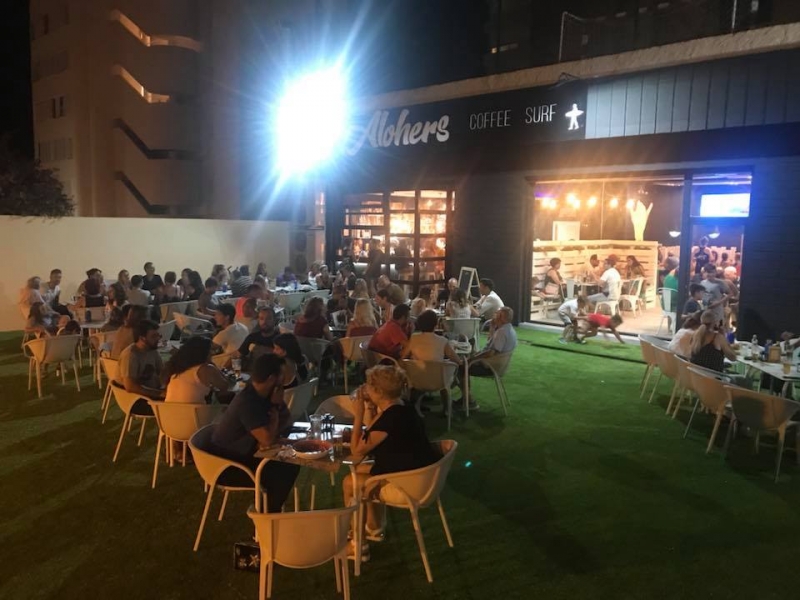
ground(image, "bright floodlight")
xmin=275 ymin=67 xmax=347 ymax=175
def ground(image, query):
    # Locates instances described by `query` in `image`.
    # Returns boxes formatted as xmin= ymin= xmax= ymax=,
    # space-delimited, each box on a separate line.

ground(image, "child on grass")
xmin=557 ymin=295 xmax=587 ymax=344
xmin=577 ymin=313 xmax=624 ymax=344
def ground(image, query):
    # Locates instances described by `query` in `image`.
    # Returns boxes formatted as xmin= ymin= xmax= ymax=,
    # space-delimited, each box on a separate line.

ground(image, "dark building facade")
xmin=327 ymin=46 xmax=800 ymax=340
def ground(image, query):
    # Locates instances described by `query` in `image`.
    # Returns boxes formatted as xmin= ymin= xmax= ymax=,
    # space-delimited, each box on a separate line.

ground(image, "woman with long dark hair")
xmin=185 ymin=271 xmax=205 ymax=301
xmin=163 ymin=336 xmax=231 ymax=404
xmin=294 ymin=296 xmax=333 ymax=341
xmin=690 ymin=310 xmax=737 ymax=372
xmin=272 ymin=333 xmax=308 ymax=388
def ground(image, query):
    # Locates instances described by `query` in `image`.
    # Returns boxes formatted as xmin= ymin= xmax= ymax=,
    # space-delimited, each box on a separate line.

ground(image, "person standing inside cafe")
xmin=365 ymin=238 xmax=385 ymax=295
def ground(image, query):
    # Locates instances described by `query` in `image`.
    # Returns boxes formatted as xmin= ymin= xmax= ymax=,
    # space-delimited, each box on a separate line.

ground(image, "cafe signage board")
xmin=346 ymin=81 xmax=587 ymax=156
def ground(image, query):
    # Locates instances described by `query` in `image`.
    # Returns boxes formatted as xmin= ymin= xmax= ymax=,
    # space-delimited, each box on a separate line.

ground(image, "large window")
xmin=338 ymin=189 xmax=453 ymax=295
xmin=529 ymin=172 xmax=751 ymax=336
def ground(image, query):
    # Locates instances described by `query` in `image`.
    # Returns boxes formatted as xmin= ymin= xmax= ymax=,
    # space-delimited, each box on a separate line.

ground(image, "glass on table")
xmin=308 ymin=414 xmax=323 ymax=439
xmin=782 ymin=356 xmax=793 ymax=375
xmin=231 ymin=357 xmax=242 ymax=378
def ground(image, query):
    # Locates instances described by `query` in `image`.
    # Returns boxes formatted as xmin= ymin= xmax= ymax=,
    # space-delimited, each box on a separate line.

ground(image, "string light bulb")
xmin=588 ymin=196 xmax=597 ymax=207
xmin=626 ymin=198 xmax=636 ymax=210
xmin=609 ymin=197 xmax=619 ymax=209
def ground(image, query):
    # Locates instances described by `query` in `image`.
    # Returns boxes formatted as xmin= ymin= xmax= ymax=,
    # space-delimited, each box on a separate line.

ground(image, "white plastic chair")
xmin=158 ymin=320 xmax=176 ymax=341
xmin=159 ymin=302 xmax=187 ymax=323
xmin=359 ymin=439 xmax=458 ymax=583
xmin=109 ymin=382 xmax=155 ymax=462
xmin=649 ymin=345 xmax=680 ymax=409
xmin=247 ymin=503 xmax=357 ymax=600
xmin=305 ymin=289 xmax=331 ymax=302
xmin=637 ymin=335 xmax=659 ymax=399
xmin=211 ymin=352 xmax=234 ymax=369
xmin=313 ymin=395 xmax=356 ymax=425
xmin=723 ymin=385 xmax=800 ymax=482
xmin=285 ymin=378 xmax=319 ymax=422
xmin=442 ymin=318 xmax=481 ymax=353
xmin=657 ymin=288 xmax=677 ymax=336
xmin=687 ymin=366 xmax=733 ymax=453
xmin=359 ymin=341 xmax=400 ymax=369
xmin=189 ymin=425 xmax=256 ymax=551
xmin=594 ymin=280 xmax=622 ymax=316
xmin=402 ymin=360 xmax=458 ymax=430
xmin=90 ymin=330 xmax=117 ymax=388
xmin=278 ymin=293 xmax=305 ymax=318
xmin=147 ymin=401 xmax=224 ymax=489
xmin=174 ymin=312 xmax=213 ymax=335
xmin=338 ymin=336 xmax=373 ymax=393
xmin=297 ymin=336 xmax=331 ymax=377
xmin=467 ymin=352 xmax=512 ymax=416
xmin=99 ymin=357 xmax=120 ymax=423
xmin=619 ymin=277 xmax=644 ymax=318
xmin=25 ymin=335 xmax=82 ymax=399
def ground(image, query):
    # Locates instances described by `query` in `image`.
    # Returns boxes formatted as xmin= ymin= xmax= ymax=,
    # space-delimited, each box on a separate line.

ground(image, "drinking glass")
xmin=231 ymin=357 xmax=242 ymax=378
xmin=782 ymin=358 xmax=792 ymax=375
xmin=308 ymin=414 xmax=323 ymax=439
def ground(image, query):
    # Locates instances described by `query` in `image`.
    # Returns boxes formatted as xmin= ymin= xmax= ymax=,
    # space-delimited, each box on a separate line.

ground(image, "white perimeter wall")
xmin=0 ymin=216 xmax=290 ymax=332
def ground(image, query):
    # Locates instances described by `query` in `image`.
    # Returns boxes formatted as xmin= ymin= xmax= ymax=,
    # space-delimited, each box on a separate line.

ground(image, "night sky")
xmin=0 ymin=0 xmax=32 ymax=158
xmin=0 ymin=0 xmax=663 ymax=159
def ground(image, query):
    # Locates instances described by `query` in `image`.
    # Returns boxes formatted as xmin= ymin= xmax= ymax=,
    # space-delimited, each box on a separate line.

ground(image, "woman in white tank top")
xmin=163 ymin=337 xmax=230 ymax=404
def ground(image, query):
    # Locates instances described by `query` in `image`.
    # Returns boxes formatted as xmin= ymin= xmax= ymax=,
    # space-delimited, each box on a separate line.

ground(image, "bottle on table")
xmin=750 ymin=335 xmax=759 ymax=360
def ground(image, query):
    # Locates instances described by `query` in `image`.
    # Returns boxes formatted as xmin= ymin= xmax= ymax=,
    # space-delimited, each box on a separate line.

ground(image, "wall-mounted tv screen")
xmin=699 ymin=193 xmax=750 ymax=217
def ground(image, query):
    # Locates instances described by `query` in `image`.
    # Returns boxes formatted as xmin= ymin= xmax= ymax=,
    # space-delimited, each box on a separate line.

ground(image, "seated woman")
xmin=348 ymin=278 xmax=370 ymax=312
xmin=347 ymin=298 xmax=378 ymax=337
xmin=161 ymin=271 xmax=183 ymax=302
xmin=100 ymin=307 xmax=126 ymax=332
xmin=343 ymin=365 xmax=440 ymax=559
xmin=623 ymin=255 xmax=647 ymax=295
xmin=294 ymin=297 xmax=334 ymax=341
xmin=26 ymin=301 xmax=68 ymax=336
xmin=163 ymin=336 xmax=231 ymax=404
xmin=668 ymin=314 xmax=701 ymax=358
xmin=532 ymin=260 xmax=564 ymax=299
xmin=327 ymin=284 xmax=350 ymax=324
xmin=272 ymin=333 xmax=308 ymax=389
xmin=409 ymin=286 xmax=433 ymax=319
xmin=445 ymin=288 xmax=474 ymax=318
xmin=690 ymin=310 xmax=737 ymax=372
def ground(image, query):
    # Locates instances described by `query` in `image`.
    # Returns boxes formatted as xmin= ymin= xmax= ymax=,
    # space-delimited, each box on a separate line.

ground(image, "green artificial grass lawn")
xmin=1 ymin=329 xmax=799 ymax=600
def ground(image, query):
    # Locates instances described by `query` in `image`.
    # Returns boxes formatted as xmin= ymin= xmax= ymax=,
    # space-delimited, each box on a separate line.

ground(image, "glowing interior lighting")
xmin=668 ymin=230 xmax=681 ymax=238
xmin=708 ymin=229 xmax=721 ymax=239
xmin=275 ymin=66 xmax=348 ymax=175
xmin=609 ymin=197 xmax=619 ymax=209
xmin=588 ymin=196 xmax=597 ymax=207
xmin=626 ymin=198 xmax=636 ymax=210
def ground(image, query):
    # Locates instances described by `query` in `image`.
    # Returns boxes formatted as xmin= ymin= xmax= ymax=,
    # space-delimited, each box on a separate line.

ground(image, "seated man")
xmin=376 ymin=274 xmax=406 ymax=306
xmin=577 ymin=313 xmax=624 ymax=344
xmin=127 ymin=275 xmax=152 ymax=307
xmin=369 ymin=304 xmax=411 ymax=359
xmin=587 ymin=256 xmax=621 ymax=306
xmin=458 ymin=306 xmax=517 ymax=409
xmin=237 ymin=306 xmax=278 ymax=366
xmin=474 ymin=278 xmax=504 ymax=320
xmin=557 ymin=295 xmax=587 ymax=344
xmin=213 ymin=303 xmax=250 ymax=355
xmin=374 ymin=289 xmax=394 ymax=324
xmin=118 ymin=319 xmax=165 ymax=399
xmin=211 ymin=354 xmax=300 ymax=513
xmin=437 ymin=277 xmax=459 ymax=305
xmin=681 ymin=283 xmax=705 ymax=327
xmin=197 ymin=277 xmax=221 ymax=317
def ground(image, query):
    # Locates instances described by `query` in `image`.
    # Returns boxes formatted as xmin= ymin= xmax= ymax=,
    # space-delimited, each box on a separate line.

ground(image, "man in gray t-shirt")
xmin=700 ymin=264 xmax=727 ymax=325
xmin=119 ymin=319 xmax=164 ymax=398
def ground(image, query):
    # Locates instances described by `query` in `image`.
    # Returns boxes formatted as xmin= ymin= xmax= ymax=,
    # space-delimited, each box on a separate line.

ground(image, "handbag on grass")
xmin=234 ymin=541 xmax=260 ymax=572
